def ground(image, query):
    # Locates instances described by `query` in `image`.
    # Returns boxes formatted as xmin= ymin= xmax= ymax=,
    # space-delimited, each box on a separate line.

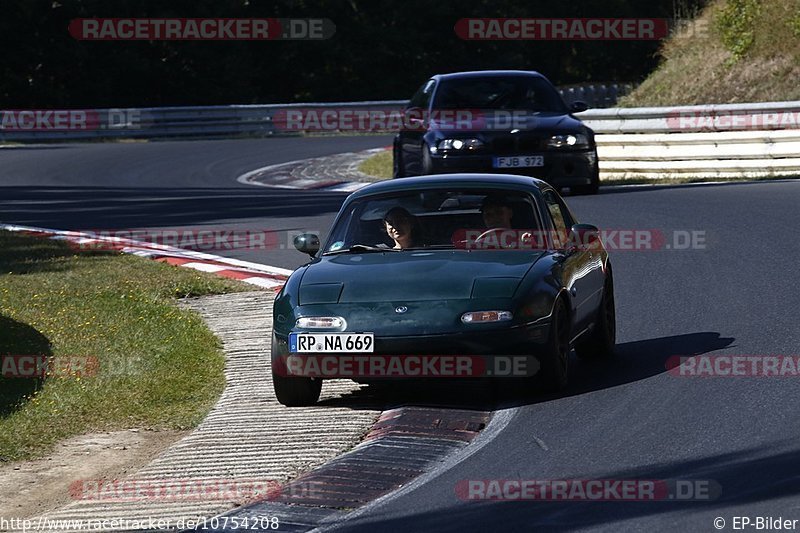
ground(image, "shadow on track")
xmin=329 ymin=441 xmax=800 ymax=532
xmin=318 ymin=332 xmax=735 ymax=413
xmin=0 ymin=186 xmax=348 ymax=229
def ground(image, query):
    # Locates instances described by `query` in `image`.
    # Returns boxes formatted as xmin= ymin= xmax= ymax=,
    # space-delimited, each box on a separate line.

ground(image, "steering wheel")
xmin=473 ymin=228 xmax=508 ymax=244
xmin=471 ymin=228 xmax=535 ymax=249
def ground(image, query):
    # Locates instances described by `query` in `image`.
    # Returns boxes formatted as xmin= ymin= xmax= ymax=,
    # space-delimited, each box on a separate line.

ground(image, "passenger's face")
xmin=385 ymin=218 xmax=410 ymax=241
xmin=482 ymin=204 xmax=513 ymax=228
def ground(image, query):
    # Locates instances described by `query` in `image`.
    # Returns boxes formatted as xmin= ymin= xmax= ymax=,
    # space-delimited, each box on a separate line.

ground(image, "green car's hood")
xmin=300 ymin=250 xmax=544 ymax=303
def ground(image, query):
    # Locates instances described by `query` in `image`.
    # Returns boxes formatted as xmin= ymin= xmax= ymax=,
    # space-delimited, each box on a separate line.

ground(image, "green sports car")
xmin=271 ymin=174 xmax=615 ymax=406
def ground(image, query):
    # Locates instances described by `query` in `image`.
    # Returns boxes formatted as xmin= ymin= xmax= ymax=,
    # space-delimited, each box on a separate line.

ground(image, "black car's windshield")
xmin=323 ymin=189 xmax=541 ymax=253
xmin=432 ymin=76 xmax=567 ymax=112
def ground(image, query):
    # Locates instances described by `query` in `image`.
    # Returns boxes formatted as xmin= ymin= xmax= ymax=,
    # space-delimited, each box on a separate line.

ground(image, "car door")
xmin=541 ymin=188 xmax=604 ymax=332
xmin=399 ymin=78 xmax=436 ymax=174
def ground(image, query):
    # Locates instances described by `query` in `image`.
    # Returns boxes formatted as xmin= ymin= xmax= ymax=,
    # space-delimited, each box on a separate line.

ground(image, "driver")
xmin=480 ymin=194 xmax=514 ymax=229
xmin=477 ymin=195 xmax=534 ymax=249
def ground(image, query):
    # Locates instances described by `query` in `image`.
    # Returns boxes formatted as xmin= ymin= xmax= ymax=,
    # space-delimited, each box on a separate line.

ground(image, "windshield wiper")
xmin=323 ymin=244 xmax=400 ymax=255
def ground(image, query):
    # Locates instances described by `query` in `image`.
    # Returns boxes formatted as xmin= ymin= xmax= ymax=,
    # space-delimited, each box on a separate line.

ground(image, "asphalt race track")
xmin=2 ymin=137 xmax=799 ymax=532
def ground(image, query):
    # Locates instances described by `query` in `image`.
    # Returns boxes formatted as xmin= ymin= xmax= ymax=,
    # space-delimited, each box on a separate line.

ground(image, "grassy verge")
xmin=0 ymin=230 xmax=249 ymax=462
xmin=620 ymin=0 xmax=800 ymax=106
xmin=357 ymin=150 xmax=393 ymax=180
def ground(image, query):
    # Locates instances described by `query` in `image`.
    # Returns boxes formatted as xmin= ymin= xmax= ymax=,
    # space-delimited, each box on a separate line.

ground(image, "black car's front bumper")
xmin=429 ymin=150 xmax=597 ymax=187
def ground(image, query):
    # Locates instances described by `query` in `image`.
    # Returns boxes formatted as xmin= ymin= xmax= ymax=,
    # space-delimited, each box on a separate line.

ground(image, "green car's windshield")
xmin=323 ymin=189 xmax=541 ymax=253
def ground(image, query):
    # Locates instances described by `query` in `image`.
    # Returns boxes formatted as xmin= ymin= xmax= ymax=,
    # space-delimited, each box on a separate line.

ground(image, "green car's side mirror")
xmin=293 ymin=233 xmax=320 ymax=258
xmin=567 ymin=223 xmax=600 ymax=253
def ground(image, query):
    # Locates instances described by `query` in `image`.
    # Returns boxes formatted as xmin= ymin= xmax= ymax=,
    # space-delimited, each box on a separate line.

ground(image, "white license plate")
xmin=289 ymin=333 xmax=374 ymax=353
xmin=493 ymin=156 xmax=545 ymax=168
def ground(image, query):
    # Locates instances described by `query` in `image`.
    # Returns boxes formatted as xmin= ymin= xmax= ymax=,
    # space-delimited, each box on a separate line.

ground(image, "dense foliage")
xmin=0 ymin=0 xmax=703 ymax=107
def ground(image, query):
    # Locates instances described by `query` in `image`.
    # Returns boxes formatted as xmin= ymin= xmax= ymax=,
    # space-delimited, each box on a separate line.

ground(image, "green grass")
xmin=357 ymin=150 xmax=393 ymax=180
xmin=621 ymin=0 xmax=800 ymax=106
xmin=0 ymin=231 xmax=249 ymax=462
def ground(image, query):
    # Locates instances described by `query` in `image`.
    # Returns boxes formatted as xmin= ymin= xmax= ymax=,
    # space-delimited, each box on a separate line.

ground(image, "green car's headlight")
xmin=461 ymin=311 xmax=513 ymax=324
xmin=295 ymin=316 xmax=346 ymax=330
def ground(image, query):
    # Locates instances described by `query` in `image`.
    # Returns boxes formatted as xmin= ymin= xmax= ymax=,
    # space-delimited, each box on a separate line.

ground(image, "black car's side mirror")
xmin=566 ymin=223 xmax=600 ymax=253
xmin=293 ymin=233 xmax=320 ymax=257
xmin=403 ymin=106 xmax=427 ymax=130
xmin=569 ymin=101 xmax=589 ymax=113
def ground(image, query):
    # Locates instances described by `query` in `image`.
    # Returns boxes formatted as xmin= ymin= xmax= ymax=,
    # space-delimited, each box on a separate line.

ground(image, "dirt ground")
xmin=0 ymin=429 xmax=186 ymax=521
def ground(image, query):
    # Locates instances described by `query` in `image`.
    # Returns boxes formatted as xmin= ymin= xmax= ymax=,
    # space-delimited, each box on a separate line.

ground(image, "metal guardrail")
xmin=578 ymin=101 xmax=800 ymax=178
xmin=0 ymin=84 xmax=632 ymax=142
xmin=579 ymin=100 xmax=800 ymax=134
xmin=1 ymin=92 xmax=798 ymax=180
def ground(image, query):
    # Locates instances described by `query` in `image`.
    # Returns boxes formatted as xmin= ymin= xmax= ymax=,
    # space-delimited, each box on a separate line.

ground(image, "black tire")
xmin=392 ymin=142 xmax=405 ymax=179
xmin=575 ymin=269 xmax=616 ymax=359
xmin=273 ymin=372 xmax=322 ymax=406
xmin=572 ymin=160 xmax=600 ymax=195
xmin=538 ymin=297 xmax=571 ymax=392
xmin=420 ymin=145 xmax=433 ymax=175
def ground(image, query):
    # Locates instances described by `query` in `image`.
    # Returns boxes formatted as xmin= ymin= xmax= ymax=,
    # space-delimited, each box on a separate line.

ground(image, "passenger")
xmin=383 ymin=207 xmax=421 ymax=249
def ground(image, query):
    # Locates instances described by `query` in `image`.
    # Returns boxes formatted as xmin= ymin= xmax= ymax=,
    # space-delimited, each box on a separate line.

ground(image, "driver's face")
xmin=482 ymin=205 xmax=513 ymax=228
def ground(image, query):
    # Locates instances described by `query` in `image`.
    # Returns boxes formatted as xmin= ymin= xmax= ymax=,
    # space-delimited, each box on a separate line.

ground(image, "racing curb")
xmin=0 ymin=224 xmax=291 ymax=291
xmin=199 ymin=407 xmax=491 ymax=532
xmin=236 ymin=147 xmax=390 ymax=192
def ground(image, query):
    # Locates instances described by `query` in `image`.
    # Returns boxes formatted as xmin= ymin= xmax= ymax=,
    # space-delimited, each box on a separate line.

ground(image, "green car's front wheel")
xmin=575 ymin=268 xmax=616 ymax=360
xmin=273 ymin=372 xmax=322 ymax=406
xmin=537 ymin=297 xmax=571 ymax=392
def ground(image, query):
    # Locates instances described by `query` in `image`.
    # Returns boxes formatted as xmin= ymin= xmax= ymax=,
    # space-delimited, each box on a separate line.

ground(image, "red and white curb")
xmin=0 ymin=224 xmax=291 ymax=291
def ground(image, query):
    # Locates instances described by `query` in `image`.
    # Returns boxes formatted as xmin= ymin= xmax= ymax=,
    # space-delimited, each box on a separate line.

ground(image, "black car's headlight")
xmin=433 ymin=138 xmax=484 ymax=153
xmin=546 ymin=134 xmax=590 ymax=149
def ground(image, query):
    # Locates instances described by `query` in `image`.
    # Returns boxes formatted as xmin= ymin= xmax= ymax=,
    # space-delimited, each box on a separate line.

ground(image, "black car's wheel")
xmin=571 ymin=158 xmax=600 ymax=195
xmin=575 ymin=268 xmax=616 ymax=359
xmin=420 ymin=144 xmax=433 ymax=175
xmin=538 ymin=297 xmax=571 ymax=392
xmin=392 ymin=142 xmax=405 ymax=179
xmin=273 ymin=372 xmax=322 ymax=406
